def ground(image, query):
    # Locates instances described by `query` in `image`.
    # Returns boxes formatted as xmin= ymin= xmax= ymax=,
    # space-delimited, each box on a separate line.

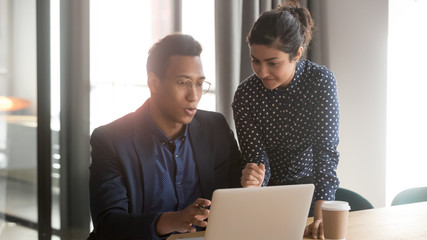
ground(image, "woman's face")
xmin=249 ymin=44 xmax=302 ymax=90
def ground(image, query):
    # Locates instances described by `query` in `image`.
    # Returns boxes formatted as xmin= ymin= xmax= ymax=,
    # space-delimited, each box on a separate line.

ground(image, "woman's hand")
xmin=156 ymin=198 xmax=211 ymax=235
xmin=241 ymin=163 xmax=265 ymax=187
xmin=304 ymin=200 xmax=325 ymax=239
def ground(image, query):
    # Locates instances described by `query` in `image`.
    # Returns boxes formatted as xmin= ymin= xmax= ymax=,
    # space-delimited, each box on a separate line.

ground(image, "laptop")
xmin=201 ymin=184 xmax=314 ymax=240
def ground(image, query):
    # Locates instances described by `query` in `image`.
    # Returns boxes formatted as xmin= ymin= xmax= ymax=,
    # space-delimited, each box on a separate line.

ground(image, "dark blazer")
xmin=89 ymin=100 xmax=242 ymax=240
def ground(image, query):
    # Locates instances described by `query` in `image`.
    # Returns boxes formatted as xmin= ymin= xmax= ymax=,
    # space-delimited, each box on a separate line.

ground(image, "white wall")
xmin=323 ymin=0 xmax=389 ymax=207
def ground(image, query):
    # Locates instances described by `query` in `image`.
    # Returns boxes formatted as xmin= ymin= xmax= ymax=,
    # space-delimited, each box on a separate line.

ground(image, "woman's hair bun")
xmin=283 ymin=0 xmax=301 ymax=8
xmin=247 ymin=0 xmax=315 ymax=60
xmin=277 ymin=1 xmax=314 ymax=49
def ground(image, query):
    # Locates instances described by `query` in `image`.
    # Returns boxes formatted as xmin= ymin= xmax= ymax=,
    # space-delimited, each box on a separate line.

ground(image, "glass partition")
xmin=0 ymin=0 xmax=38 ymax=238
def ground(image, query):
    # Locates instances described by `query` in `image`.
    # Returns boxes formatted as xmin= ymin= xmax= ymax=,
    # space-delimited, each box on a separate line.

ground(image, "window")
xmin=0 ymin=0 xmax=39 ymax=238
xmin=182 ymin=0 xmax=216 ymax=111
xmin=387 ymin=0 xmax=427 ymax=204
xmin=90 ymin=0 xmax=217 ymax=133
xmin=90 ymin=0 xmax=159 ymax=132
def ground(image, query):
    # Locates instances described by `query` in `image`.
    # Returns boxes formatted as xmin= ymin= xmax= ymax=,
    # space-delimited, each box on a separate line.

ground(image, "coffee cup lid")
xmin=321 ymin=201 xmax=351 ymax=211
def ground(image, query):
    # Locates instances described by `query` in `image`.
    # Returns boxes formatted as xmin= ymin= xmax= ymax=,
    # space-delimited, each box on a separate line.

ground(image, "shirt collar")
xmin=274 ymin=60 xmax=304 ymax=96
xmin=286 ymin=60 xmax=304 ymax=95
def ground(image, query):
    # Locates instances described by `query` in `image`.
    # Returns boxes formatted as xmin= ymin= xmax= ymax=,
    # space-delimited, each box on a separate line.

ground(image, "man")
xmin=89 ymin=34 xmax=241 ymax=239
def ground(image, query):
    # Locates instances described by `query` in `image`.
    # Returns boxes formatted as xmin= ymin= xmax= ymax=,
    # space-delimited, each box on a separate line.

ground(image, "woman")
xmin=232 ymin=1 xmax=340 ymax=239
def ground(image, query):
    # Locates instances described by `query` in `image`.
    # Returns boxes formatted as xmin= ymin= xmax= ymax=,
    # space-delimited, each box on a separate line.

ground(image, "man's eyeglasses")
xmin=174 ymin=79 xmax=212 ymax=95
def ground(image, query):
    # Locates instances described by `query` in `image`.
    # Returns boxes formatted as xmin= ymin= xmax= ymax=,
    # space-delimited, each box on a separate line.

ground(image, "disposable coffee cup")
xmin=322 ymin=201 xmax=351 ymax=240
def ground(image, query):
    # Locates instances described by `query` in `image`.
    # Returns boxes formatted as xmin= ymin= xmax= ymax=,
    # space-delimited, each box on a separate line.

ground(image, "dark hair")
xmin=247 ymin=0 xmax=314 ymax=60
xmin=147 ymin=34 xmax=202 ymax=78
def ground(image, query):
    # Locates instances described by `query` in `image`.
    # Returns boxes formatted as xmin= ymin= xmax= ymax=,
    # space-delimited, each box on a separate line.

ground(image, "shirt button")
xmin=175 ymin=155 xmax=179 ymax=158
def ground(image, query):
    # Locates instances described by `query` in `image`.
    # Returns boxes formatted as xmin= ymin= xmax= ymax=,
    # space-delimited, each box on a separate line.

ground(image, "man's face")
xmin=155 ymin=55 xmax=205 ymax=125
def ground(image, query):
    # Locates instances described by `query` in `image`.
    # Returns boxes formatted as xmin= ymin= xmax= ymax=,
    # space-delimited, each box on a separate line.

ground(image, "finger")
xmin=244 ymin=163 xmax=263 ymax=176
xmin=179 ymin=222 xmax=194 ymax=233
xmin=319 ymin=221 xmax=324 ymax=239
xmin=194 ymin=198 xmax=211 ymax=208
xmin=193 ymin=208 xmax=210 ymax=220
xmin=303 ymin=224 xmax=311 ymax=236
xmin=245 ymin=163 xmax=258 ymax=168
xmin=241 ymin=171 xmax=262 ymax=182
xmin=312 ymin=220 xmax=322 ymax=239
xmin=259 ymin=163 xmax=266 ymax=172
xmin=312 ymin=224 xmax=317 ymax=239
xmin=241 ymin=172 xmax=259 ymax=181
xmin=192 ymin=219 xmax=208 ymax=228
xmin=243 ymin=170 xmax=264 ymax=184
xmin=193 ymin=199 xmax=211 ymax=217
xmin=242 ymin=174 xmax=262 ymax=185
xmin=242 ymin=178 xmax=260 ymax=184
xmin=188 ymin=226 xmax=196 ymax=233
xmin=187 ymin=222 xmax=197 ymax=233
xmin=241 ymin=179 xmax=259 ymax=187
xmin=241 ymin=180 xmax=261 ymax=187
xmin=241 ymin=174 xmax=261 ymax=186
xmin=242 ymin=168 xmax=263 ymax=181
xmin=241 ymin=177 xmax=261 ymax=187
xmin=247 ymin=163 xmax=264 ymax=175
xmin=250 ymin=164 xmax=265 ymax=181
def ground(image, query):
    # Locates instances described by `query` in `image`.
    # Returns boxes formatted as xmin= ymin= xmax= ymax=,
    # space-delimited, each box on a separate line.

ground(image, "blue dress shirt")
xmin=148 ymin=114 xmax=202 ymax=214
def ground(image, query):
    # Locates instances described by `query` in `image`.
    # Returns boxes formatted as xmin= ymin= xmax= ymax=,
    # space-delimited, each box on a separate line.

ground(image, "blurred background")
xmin=0 ymin=0 xmax=426 ymax=239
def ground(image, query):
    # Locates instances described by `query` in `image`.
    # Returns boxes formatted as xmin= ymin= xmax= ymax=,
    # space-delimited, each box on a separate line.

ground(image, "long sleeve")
xmin=311 ymin=68 xmax=340 ymax=200
xmin=221 ymin=114 xmax=245 ymax=188
xmin=89 ymin=127 xmax=163 ymax=240
xmin=232 ymin=85 xmax=271 ymax=186
xmin=231 ymin=61 xmax=340 ymax=200
xmin=89 ymin=107 xmax=244 ymax=239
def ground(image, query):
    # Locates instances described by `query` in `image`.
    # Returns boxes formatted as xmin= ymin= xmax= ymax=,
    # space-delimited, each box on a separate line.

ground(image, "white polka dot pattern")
xmin=232 ymin=60 xmax=340 ymax=201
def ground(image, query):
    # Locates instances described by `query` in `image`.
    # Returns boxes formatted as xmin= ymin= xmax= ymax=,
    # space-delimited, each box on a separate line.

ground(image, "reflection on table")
xmin=168 ymin=201 xmax=427 ymax=240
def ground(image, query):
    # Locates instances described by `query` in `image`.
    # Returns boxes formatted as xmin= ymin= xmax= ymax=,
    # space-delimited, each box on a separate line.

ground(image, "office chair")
xmin=335 ymin=187 xmax=374 ymax=211
xmin=391 ymin=187 xmax=427 ymax=206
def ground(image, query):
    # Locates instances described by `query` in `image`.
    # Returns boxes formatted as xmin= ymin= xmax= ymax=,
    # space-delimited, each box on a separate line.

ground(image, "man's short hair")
xmin=147 ymin=34 xmax=202 ymax=78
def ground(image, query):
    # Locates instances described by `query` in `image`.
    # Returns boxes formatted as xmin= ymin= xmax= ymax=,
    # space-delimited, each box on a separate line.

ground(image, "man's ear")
xmin=148 ymin=72 xmax=161 ymax=94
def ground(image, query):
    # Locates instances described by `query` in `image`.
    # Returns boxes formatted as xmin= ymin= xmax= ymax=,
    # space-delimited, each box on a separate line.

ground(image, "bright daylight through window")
xmin=387 ymin=0 xmax=427 ymax=205
xmin=90 ymin=0 xmax=216 ymax=133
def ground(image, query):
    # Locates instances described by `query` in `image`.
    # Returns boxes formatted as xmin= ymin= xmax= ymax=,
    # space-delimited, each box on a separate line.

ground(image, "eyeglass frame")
xmin=165 ymin=77 xmax=212 ymax=95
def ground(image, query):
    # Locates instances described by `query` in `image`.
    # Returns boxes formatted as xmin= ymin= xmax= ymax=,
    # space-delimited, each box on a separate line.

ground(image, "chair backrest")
xmin=335 ymin=187 xmax=374 ymax=211
xmin=391 ymin=187 xmax=427 ymax=206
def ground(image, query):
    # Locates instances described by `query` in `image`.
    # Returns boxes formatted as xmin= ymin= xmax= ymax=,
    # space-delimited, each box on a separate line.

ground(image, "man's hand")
xmin=156 ymin=198 xmax=211 ymax=235
xmin=176 ymin=198 xmax=211 ymax=232
xmin=241 ymin=163 xmax=265 ymax=187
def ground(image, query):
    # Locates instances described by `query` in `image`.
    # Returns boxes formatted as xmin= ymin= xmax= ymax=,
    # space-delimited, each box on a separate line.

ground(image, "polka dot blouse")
xmin=232 ymin=59 xmax=340 ymax=201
